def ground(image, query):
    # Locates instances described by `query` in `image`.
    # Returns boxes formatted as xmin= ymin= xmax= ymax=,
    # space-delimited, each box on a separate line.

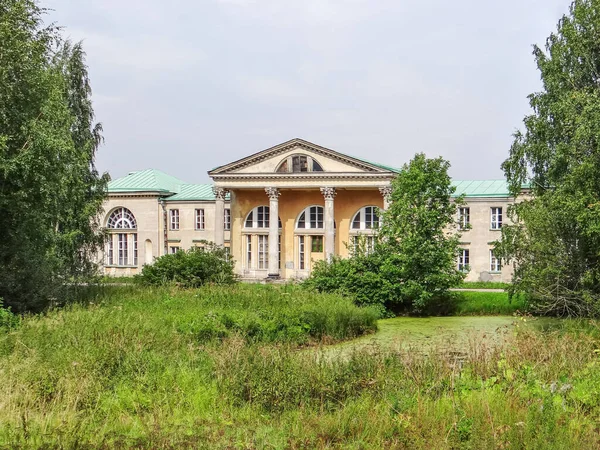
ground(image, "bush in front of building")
xmin=136 ymin=244 xmax=236 ymax=287
xmin=305 ymin=154 xmax=466 ymax=315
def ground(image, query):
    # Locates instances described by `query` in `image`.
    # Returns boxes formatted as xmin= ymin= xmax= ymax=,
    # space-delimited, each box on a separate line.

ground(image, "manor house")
xmin=102 ymin=138 xmax=518 ymax=282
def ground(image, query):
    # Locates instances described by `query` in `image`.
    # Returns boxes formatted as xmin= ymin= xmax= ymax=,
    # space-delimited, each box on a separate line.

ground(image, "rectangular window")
xmin=490 ymin=250 xmax=502 ymax=272
xmin=195 ymin=209 xmax=205 ymax=230
xmin=107 ymin=235 xmax=114 ymax=265
xmin=458 ymin=249 xmax=470 ymax=272
xmin=352 ymin=235 xmax=375 ymax=255
xmin=224 ymin=246 xmax=231 ymax=262
xmin=311 ymin=235 xmax=324 ymax=252
xmin=170 ymin=209 xmax=179 ymax=230
xmin=299 ymin=236 xmax=305 ymax=270
xmin=491 ymin=207 xmax=503 ymax=230
xmin=246 ymin=235 xmax=252 ymax=269
xmin=458 ymin=207 xmax=470 ymax=230
xmin=133 ymin=234 xmax=138 ymax=266
xmin=118 ymin=233 xmax=128 ymax=265
xmin=170 ymin=246 xmax=180 ymax=254
xmin=224 ymin=208 xmax=231 ymax=230
xmin=258 ymin=235 xmax=268 ymax=269
xmin=310 ymin=206 xmax=323 ymax=228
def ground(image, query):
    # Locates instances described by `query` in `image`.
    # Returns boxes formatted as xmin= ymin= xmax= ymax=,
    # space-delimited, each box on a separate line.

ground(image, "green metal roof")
xmin=165 ymin=184 xmax=230 ymax=202
xmin=108 ymin=169 xmax=186 ymax=194
xmin=451 ymin=180 xmax=511 ymax=198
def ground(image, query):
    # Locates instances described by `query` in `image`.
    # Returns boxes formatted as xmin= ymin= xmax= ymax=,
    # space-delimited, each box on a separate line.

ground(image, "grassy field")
xmin=458 ymin=281 xmax=510 ymax=289
xmin=1 ymin=285 xmax=599 ymax=448
xmin=453 ymin=290 xmax=526 ymax=315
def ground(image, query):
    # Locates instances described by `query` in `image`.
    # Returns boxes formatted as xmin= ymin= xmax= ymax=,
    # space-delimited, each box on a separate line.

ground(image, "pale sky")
xmin=43 ymin=0 xmax=570 ymax=183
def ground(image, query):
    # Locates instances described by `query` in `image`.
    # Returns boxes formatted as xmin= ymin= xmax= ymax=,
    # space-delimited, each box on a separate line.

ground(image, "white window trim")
xmin=224 ymin=208 xmax=231 ymax=231
xmin=195 ymin=208 xmax=205 ymax=230
xmin=295 ymin=205 xmax=325 ymax=230
xmin=350 ymin=206 xmax=381 ymax=232
xmin=458 ymin=248 xmax=470 ymax=272
xmin=490 ymin=250 xmax=502 ymax=272
xmin=458 ymin=207 xmax=470 ymax=230
xmin=170 ymin=209 xmax=180 ymax=230
xmin=490 ymin=207 xmax=503 ymax=230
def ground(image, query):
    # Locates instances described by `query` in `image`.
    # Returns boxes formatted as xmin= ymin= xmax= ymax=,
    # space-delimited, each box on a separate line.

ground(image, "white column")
xmin=213 ymin=187 xmax=228 ymax=246
xmin=320 ymin=187 xmax=336 ymax=261
xmin=265 ymin=187 xmax=280 ymax=278
xmin=379 ymin=186 xmax=393 ymax=210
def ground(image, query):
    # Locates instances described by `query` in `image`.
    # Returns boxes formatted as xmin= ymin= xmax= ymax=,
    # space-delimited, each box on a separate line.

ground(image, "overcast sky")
xmin=43 ymin=0 xmax=570 ymax=183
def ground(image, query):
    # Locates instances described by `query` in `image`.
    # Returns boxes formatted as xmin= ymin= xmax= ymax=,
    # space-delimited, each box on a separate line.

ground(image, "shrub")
xmin=0 ymin=299 xmax=20 ymax=331
xmin=135 ymin=243 xmax=236 ymax=287
xmin=304 ymin=253 xmax=398 ymax=311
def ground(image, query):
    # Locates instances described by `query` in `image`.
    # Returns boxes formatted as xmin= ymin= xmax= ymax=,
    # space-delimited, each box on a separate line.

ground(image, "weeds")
xmin=0 ymin=286 xmax=599 ymax=448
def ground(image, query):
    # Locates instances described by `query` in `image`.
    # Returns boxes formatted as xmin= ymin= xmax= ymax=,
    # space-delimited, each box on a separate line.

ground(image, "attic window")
xmin=276 ymin=154 xmax=324 ymax=173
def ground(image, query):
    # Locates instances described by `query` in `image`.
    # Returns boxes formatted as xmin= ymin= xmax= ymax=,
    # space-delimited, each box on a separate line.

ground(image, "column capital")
xmin=320 ymin=187 xmax=336 ymax=200
xmin=212 ymin=187 xmax=229 ymax=201
xmin=379 ymin=186 xmax=393 ymax=200
xmin=265 ymin=187 xmax=280 ymax=200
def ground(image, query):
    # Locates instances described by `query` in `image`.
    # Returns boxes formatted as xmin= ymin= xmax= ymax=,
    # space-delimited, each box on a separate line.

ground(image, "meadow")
xmin=1 ymin=285 xmax=599 ymax=449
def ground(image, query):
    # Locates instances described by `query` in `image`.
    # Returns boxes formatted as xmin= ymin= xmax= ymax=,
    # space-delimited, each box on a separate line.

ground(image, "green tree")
xmin=378 ymin=153 xmax=465 ymax=313
xmin=0 ymin=0 xmax=108 ymax=311
xmin=306 ymin=154 xmax=465 ymax=314
xmin=498 ymin=0 xmax=600 ymax=317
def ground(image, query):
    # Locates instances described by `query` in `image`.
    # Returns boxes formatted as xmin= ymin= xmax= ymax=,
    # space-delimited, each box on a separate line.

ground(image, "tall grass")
xmin=453 ymin=290 xmax=526 ymax=315
xmin=0 ymin=286 xmax=599 ymax=448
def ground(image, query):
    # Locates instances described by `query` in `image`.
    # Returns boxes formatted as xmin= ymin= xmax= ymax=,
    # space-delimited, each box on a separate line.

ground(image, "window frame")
xmin=195 ymin=208 xmax=205 ymax=230
xmin=490 ymin=250 xmax=502 ymax=272
xmin=296 ymin=205 xmax=324 ymax=230
xmin=351 ymin=206 xmax=381 ymax=231
xmin=458 ymin=248 xmax=470 ymax=272
xmin=224 ymin=208 xmax=231 ymax=231
xmin=169 ymin=209 xmax=180 ymax=231
xmin=458 ymin=207 xmax=471 ymax=230
xmin=490 ymin=207 xmax=503 ymax=230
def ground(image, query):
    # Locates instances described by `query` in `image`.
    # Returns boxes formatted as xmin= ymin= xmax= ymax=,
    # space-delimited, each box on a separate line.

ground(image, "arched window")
xmin=105 ymin=207 xmax=138 ymax=267
xmin=107 ymin=207 xmax=137 ymax=229
xmin=244 ymin=206 xmax=282 ymax=229
xmin=276 ymin=154 xmax=324 ymax=173
xmin=296 ymin=206 xmax=324 ymax=229
xmin=351 ymin=206 xmax=380 ymax=230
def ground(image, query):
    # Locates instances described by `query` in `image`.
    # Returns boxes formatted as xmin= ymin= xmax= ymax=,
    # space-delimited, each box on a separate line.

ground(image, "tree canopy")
xmin=0 ymin=0 xmax=108 ymax=311
xmin=498 ymin=0 xmax=600 ymax=316
xmin=306 ymin=153 xmax=465 ymax=314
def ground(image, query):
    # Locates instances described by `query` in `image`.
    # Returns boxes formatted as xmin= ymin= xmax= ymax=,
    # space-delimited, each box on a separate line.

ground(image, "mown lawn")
xmin=1 ymin=285 xmax=599 ymax=449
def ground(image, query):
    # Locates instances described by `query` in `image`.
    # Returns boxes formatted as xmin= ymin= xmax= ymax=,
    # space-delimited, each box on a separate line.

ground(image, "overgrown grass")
xmin=453 ymin=291 xmax=527 ymax=315
xmin=458 ymin=281 xmax=510 ymax=289
xmin=1 ymin=286 xmax=599 ymax=448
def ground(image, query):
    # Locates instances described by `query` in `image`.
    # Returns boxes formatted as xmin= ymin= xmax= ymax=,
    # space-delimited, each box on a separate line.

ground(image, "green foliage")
xmin=453 ymin=291 xmax=527 ymax=316
xmin=458 ymin=281 xmax=510 ymax=290
xmin=0 ymin=299 xmax=20 ymax=331
xmin=136 ymin=244 xmax=236 ymax=288
xmin=498 ymin=0 xmax=600 ymax=317
xmin=0 ymin=286 xmax=599 ymax=448
xmin=306 ymin=154 xmax=465 ymax=314
xmin=0 ymin=1 xmax=108 ymax=312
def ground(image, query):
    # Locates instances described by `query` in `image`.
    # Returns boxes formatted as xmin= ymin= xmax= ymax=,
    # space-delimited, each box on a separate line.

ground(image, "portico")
xmin=208 ymin=138 xmax=396 ymax=280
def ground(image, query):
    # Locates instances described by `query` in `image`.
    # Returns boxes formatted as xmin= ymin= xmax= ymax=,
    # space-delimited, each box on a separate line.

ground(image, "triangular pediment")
xmin=209 ymin=138 xmax=398 ymax=176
